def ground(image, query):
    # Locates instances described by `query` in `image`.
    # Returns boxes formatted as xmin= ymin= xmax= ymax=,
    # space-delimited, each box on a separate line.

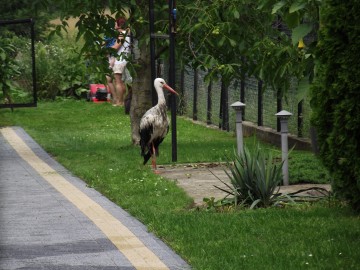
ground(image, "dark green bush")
xmin=15 ymin=35 xmax=90 ymax=100
xmin=310 ymin=0 xmax=360 ymax=212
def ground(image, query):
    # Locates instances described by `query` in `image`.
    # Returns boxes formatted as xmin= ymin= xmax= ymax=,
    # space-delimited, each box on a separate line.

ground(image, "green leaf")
xmin=289 ymin=2 xmax=307 ymax=13
xmin=233 ymin=10 xmax=240 ymax=19
xmin=284 ymin=11 xmax=300 ymax=28
xmin=250 ymin=199 xmax=261 ymax=209
xmin=192 ymin=23 xmax=203 ymax=31
xmin=218 ymin=36 xmax=226 ymax=47
xmin=272 ymin=1 xmax=286 ymax=14
xmin=228 ymin=38 xmax=237 ymax=47
xmin=292 ymin=23 xmax=312 ymax=45
xmin=296 ymin=76 xmax=310 ymax=102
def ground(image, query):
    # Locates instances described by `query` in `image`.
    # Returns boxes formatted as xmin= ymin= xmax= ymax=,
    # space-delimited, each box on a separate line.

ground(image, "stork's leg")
xmin=151 ymin=143 xmax=160 ymax=174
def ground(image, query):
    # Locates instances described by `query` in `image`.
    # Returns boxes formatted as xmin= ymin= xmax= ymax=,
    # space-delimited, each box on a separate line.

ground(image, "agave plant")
xmin=218 ymin=145 xmax=284 ymax=208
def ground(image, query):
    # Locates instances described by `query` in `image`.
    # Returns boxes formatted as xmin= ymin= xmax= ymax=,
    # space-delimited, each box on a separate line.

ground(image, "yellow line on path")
xmin=1 ymin=127 xmax=169 ymax=270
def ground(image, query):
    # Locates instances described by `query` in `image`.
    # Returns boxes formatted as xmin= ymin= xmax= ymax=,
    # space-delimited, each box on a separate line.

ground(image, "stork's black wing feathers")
xmin=140 ymin=123 xmax=153 ymax=156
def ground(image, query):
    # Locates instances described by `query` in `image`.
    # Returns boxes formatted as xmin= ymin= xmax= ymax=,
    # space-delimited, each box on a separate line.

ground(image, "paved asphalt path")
xmin=0 ymin=127 xmax=190 ymax=270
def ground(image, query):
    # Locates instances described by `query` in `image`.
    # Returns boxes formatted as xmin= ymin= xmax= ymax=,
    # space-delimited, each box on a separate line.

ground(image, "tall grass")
xmin=1 ymin=100 xmax=359 ymax=270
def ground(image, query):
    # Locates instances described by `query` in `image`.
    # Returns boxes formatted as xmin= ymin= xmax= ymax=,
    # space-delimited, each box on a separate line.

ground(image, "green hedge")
xmin=311 ymin=0 xmax=360 ymax=212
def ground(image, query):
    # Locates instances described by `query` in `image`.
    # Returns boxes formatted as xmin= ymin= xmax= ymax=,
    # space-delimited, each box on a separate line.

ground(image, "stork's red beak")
xmin=163 ymin=84 xmax=179 ymax=95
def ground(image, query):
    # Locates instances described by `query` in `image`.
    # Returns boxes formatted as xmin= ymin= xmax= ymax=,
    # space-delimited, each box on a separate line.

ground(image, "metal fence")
xmin=0 ymin=19 xmax=37 ymax=109
xmin=160 ymin=63 xmax=311 ymax=139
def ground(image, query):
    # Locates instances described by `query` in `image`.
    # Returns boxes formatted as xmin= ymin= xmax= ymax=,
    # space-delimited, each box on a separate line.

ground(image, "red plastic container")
xmin=88 ymin=84 xmax=111 ymax=102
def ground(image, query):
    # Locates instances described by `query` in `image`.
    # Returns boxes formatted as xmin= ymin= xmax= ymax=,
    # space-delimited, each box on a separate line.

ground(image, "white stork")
xmin=139 ymin=78 xmax=178 ymax=172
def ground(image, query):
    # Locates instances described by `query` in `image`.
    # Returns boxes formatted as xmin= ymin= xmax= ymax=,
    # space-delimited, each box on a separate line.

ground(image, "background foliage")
xmin=310 ymin=0 xmax=360 ymax=212
xmin=0 ymin=0 xmax=58 ymax=40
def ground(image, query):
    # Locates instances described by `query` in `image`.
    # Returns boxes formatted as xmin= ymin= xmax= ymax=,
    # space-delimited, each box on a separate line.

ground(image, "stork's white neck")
xmin=156 ymin=87 xmax=166 ymax=105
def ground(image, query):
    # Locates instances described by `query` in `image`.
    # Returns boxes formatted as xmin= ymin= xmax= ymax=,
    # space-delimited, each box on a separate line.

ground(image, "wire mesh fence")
xmin=0 ymin=19 xmax=37 ymax=109
xmin=161 ymin=63 xmax=311 ymax=139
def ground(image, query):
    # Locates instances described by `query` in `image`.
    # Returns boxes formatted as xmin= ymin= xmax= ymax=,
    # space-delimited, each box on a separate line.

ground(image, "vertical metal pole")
xmin=207 ymin=79 xmax=212 ymax=125
xmin=219 ymin=83 xmax=223 ymax=129
xmin=30 ymin=19 xmax=37 ymax=106
xmin=220 ymin=80 xmax=229 ymax=131
xmin=224 ymin=84 xmax=229 ymax=132
xmin=169 ymin=0 xmax=177 ymax=162
xmin=193 ymin=68 xmax=198 ymax=121
xmin=149 ymin=0 xmax=157 ymax=106
xmin=257 ymin=80 xmax=263 ymax=126
xmin=298 ymin=100 xmax=303 ymax=137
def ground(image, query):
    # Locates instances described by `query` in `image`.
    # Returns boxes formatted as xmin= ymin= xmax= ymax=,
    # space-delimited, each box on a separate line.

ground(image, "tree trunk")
xmin=129 ymin=44 xmax=152 ymax=145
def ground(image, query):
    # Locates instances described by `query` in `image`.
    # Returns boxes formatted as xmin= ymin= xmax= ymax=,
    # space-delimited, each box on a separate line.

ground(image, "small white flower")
xmin=308 ymin=254 xmax=313 ymax=257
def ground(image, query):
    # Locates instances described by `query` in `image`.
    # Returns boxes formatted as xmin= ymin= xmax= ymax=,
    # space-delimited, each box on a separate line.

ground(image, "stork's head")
xmin=154 ymin=78 xmax=178 ymax=95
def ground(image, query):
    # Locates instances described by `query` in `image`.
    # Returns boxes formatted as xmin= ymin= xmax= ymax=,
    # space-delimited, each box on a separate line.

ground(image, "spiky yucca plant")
xmin=224 ymin=145 xmax=283 ymax=208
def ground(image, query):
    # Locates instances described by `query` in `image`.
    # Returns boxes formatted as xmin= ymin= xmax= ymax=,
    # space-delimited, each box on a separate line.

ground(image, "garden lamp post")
xmin=275 ymin=110 xmax=292 ymax=186
xmin=231 ymin=101 xmax=246 ymax=155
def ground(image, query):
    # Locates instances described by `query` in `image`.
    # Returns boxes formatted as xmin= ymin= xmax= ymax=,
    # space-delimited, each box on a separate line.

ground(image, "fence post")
xmin=207 ymin=79 xmax=212 ymax=125
xmin=220 ymin=80 xmax=229 ymax=131
xmin=298 ymin=100 xmax=304 ymax=137
xmin=168 ymin=0 xmax=177 ymax=162
xmin=275 ymin=110 xmax=292 ymax=186
xmin=219 ymin=81 xmax=223 ymax=129
xmin=257 ymin=80 xmax=263 ymax=126
xmin=193 ymin=68 xmax=198 ymax=121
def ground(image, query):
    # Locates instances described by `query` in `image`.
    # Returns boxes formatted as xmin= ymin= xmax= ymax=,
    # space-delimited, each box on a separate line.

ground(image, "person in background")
xmin=106 ymin=17 xmax=131 ymax=107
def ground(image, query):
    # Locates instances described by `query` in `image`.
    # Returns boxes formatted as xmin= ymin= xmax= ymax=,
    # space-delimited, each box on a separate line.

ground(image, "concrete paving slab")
xmin=158 ymin=163 xmax=331 ymax=205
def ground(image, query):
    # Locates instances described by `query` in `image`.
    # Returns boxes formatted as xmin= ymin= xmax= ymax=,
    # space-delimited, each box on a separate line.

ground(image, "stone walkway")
xmin=0 ymin=127 xmax=190 ymax=270
xmin=157 ymin=163 xmax=331 ymax=205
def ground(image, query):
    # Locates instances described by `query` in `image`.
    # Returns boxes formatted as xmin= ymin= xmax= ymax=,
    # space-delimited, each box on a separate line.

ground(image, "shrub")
xmin=223 ymin=145 xmax=283 ymax=208
xmin=0 ymin=37 xmax=21 ymax=103
xmin=310 ymin=0 xmax=360 ymax=212
xmin=11 ymin=34 xmax=90 ymax=100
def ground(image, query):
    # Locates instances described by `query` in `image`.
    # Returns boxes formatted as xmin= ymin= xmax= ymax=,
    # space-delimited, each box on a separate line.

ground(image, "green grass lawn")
xmin=1 ymin=100 xmax=359 ymax=270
